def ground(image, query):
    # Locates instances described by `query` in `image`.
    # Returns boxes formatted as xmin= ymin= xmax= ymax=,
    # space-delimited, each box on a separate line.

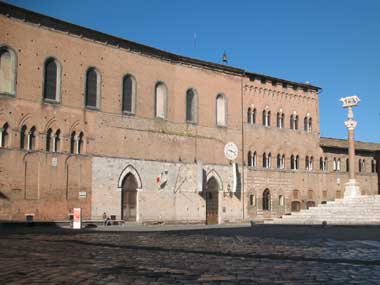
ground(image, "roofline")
xmin=1 ymin=1 xmax=320 ymax=90
xmin=246 ymin=72 xmax=321 ymax=91
xmin=320 ymin=137 xmax=380 ymax=152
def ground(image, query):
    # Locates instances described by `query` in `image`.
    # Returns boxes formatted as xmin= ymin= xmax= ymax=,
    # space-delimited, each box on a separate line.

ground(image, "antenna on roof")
xmin=222 ymin=51 xmax=228 ymax=64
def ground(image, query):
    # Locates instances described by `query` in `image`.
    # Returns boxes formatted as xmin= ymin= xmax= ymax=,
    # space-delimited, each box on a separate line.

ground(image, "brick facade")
xmin=0 ymin=3 xmax=379 ymax=222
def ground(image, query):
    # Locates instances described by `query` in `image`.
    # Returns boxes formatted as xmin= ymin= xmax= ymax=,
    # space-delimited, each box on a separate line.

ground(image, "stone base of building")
xmin=344 ymin=179 xmax=361 ymax=198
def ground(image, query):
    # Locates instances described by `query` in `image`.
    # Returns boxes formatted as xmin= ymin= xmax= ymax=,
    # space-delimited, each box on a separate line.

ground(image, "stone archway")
xmin=205 ymin=176 xmax=219 ymax=225
xmin=121 ymin=173 xmax=138 ymax=221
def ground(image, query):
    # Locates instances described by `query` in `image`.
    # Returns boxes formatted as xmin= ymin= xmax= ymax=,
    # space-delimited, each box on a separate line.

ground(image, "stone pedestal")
xmin=344 ymin=179 xmax=361 ymax=198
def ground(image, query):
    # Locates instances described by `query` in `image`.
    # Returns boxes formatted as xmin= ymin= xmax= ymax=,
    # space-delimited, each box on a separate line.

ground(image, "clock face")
xmin=224 ymin=142 xmax=238 ymax=160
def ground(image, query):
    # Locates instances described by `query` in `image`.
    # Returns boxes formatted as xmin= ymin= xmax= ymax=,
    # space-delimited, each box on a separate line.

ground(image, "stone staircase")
xmin=266 ymin=195 xmax=380 ymax=225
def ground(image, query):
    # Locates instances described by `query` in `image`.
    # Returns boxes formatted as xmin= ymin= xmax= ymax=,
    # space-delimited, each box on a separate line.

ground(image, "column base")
xmin=344 ymin=179 xmax=361 ymax=198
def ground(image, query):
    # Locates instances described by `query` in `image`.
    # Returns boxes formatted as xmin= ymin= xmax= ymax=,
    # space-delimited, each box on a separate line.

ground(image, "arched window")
xmin=337 ymin=158 xmax=341 ymax=171
xmin=277 ymin=154 xmax=281 ymax=169
xmin=277 ymin=112 xmax=284 ymax=128
xmin=155 ymin=82 xmax=168 ymax=119
xmin=295 ymin=115 xmax=299 ymax=130
xmin=85 ymin=67 xmax=100 ymax=108
xmin=248 ymin=151 xmax=252 ymax=167
xmin=53 ymin=129 xmax=61 ymax=152
xmin=0 ymin=122 xmax=9 ymax=147
xmin=291 ymin=155 xmax=295 ymax=170
xmin=310 ymin=156 xmax=313 ymax=170
xmin=320 ymin=157 xmax=324 ymax=171
xmin=290 ymin=115 xmax=294 ymax=129
xmin=333 ymin=157 xmax=337 ymax=171
xmin=247 ymin=108 xmax=252 ymax=124
xmin=186 ymin=88 xmax=197 ymax=123
xmin=371 ymin=160 xmax=376 ymax=173
xmin=263 ymin=152 xmax=271 ymax=168
xmin=308 ymin=117 xmax=312 ymax=132
xmin=78 ymin=132 xmax=84 ymax=154
xmin=43 ymin=57 xmax=61 ymax=101
xmin=216 ymin=93 xmax=227 ymax=126
xmin=251 ymin=108 xmax=256 ymax=124
xmin=70 ymin=131 xmax=76 ymax=154
xmin=251 ymin=151 xmax=257 ymax=167
xmin=359 ymin=159 xmax=365 ymax=173
xmin=263 ymin=152 xmax=267 ymax=168
xmin=262 ymin=110 xmax=270 ymax=127
xmin=346 ymin=158 xmax=350 ymax=172
xmin=46 ymin=128 xmax=52 ymax=151
xmin=0 ymin=46 xmax=17 ymax=95
xmin=304 ymin=117 xmax=308 ymax=131
xmin=295 ymin=155 xmax=299 ymax=169
xmin=262 ymin=189 xmax=270 ymax=211
xmin=122 ymin=74 xmax=136 ymax=114
xmin=28 ymin=126 xmax=36 ymax=151
xmin=20 ymin=125 xmax=27 ymax=149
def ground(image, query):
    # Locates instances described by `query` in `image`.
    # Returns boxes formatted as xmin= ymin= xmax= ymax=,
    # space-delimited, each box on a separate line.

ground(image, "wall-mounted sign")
xmin=73 ymin=208 xmax=81 ymax=229
xmin=51 ymin=157 xmax=57 ymax=167
xmin=79 ymin=191 xmax=87 ymax=198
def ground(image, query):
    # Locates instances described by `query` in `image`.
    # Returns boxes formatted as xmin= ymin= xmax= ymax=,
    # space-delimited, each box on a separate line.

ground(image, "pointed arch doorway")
xmin=205 ymin=177 xmax=219 ymax=224
xmin=121 ymin=173 xmax=138 ymax=221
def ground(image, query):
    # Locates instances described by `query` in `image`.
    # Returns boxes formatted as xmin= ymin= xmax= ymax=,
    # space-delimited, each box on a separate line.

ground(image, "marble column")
xmin=341 ymin=97 xmax=361 ymax=198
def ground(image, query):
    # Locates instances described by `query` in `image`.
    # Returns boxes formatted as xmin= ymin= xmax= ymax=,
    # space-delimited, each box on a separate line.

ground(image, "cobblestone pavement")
xmin=1 ymin=225 xmax=380 ymax=284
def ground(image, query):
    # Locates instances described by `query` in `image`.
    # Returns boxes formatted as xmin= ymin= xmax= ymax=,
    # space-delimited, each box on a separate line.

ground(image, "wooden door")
xmin=122 ymin=174 xmax=137 ymax=221
xmin=206 ymin=177 xmax=219 ymax=224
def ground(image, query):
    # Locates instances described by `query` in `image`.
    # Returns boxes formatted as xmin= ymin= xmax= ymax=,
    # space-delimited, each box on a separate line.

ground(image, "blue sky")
xmin=6 ymin=0 xmax=380 ymax=142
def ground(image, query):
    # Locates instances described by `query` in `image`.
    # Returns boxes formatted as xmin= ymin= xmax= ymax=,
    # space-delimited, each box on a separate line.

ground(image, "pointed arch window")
xmin=247 ymin=107 xmax=256 ymax=124
xmin=359 ymin=159 xmax=365 ymax=173
xmin=0 ymin=46 xmax=17 ymax=95
xmin=263 ymin=152 xmax=271 ymax=168
xmin=20 ymin=125 xmax=27 ymax=149
xmin=155 ymin=82 xmax=168 ymax=119
xmin=263 ymin=109 xmax=270 ymax=127
xmin=0 ymin=122 xmax=9 ymax=147
xmin=53 ymin=129 xmax=61 ymax=152
xmin=277 ymin=112 xmax=284 ymax=128
xmin=371 ymin=159 xmax=376 ymax=173
xmin=122 ymin=74 xmax=136 ymax=114
xmin=216 ymin=93 xmax=227 ymax=126
xmin=43 ymin=57 xmax=61 ymax=102
xmin=333 ymin=157 xmax=337 ymax=171
xmin=85 ymin=67 xmax=101 ymax=108
xmin=28 ymin=126 xmax=36 ymax=151
xmin=70 ymin=131 xmax=76 ymax=154
xmin=186 ymin=88 xmax=198 ymax=123
xmin=46 ymin=128 xmax=52 ymax=151
xmin=78 ymin=132 xmax=84 ymax=154
xmin=320 ymin=157 xmax=327 ymax=171
xmin=248 ymin=151 xmax=257 ymax=167
xmin=277 ymin=154 xmax=285 ymax=169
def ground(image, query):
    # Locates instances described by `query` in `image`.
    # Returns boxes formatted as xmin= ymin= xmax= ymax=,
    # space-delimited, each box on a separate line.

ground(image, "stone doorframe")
xmin=206 ymin=169 xmax=223 ymax=224
xmin=117 ymin=165 xmax=143 ymax=222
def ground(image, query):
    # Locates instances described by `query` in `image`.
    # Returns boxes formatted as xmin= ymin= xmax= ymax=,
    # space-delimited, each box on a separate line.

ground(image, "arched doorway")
xmin=205 ymin=177 xmax=219 ymax=224
xmin=291 ymin=201 xmax=301 ymax=212
xmin=121 ymin=173 xmax=138 ymax=221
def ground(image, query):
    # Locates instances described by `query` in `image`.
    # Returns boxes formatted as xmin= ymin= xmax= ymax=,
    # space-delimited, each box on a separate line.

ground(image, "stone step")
xmin=267 ymin=195 xmax=380 ymax=225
